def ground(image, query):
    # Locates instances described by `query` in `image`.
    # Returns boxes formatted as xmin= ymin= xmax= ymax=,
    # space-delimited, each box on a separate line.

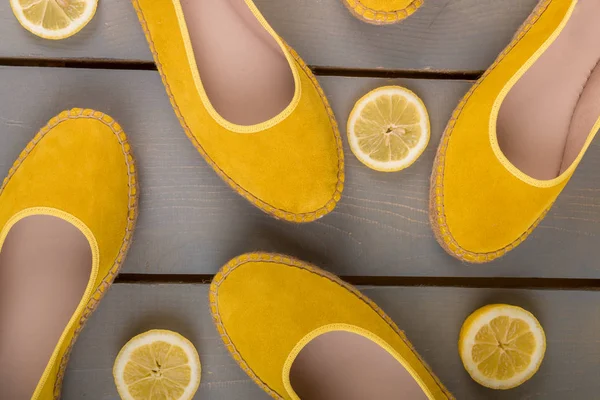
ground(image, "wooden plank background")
xmin=1 ymin=0 xmax=599 ymax=398
xmin=2 ymin=67 xmax=600 ymax=278
xmin=0 ymin=0 xmax=538 ymax=71
xmin=62 ymin=284 xmax=600 ymax=399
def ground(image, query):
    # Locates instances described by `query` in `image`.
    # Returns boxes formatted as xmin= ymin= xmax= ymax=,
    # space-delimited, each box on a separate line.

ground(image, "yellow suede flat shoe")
xmin=342 ymin=0 xmax=424 ymax=25
xmin=430 ymin=0 xmax=600 ymax=263
xmin=132 ymin=0 xmax=344 ymax=223
xmin=210 ymin=253 xmax=453 ymax=399
xmin=0 ymin=109 xmax=138 ymax=399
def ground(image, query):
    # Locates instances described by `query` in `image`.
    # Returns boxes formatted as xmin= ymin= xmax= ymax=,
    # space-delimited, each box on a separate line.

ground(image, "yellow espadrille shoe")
xmin=0 ymin=109 xmax=138 ymax=399
xmin=430 ymin=0 xmax=600 ymax=263
xmin=342 ymin=0 xmax=424 ymax=25
xmin=210 ymin=253 xmax=453 ymax=399
xmin=132 ymin=0 xmax=344 ymax=223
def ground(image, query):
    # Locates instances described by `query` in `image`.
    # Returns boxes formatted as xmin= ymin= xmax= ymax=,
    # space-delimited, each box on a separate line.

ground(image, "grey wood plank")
xmin=2 ymin=66 xmax=600 ymax=278
xmin=0 ymin=0 xmax=539 ymax=71
xmin=62 ymin=283 xmax=600 ymax=399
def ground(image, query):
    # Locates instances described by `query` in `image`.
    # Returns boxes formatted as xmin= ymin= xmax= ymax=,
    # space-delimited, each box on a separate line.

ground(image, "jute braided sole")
xmin=131 ymin=0 xmax=345 ymax=223
xmin=341 ymin=0 xmax=424 ymax=25
xmin=209 ymin=252 xmax=454 ymax=399
xmin=429 ymin=0 xmax=554 ymax=264
xmin=0 ymin=108 xmax=139 ymax=399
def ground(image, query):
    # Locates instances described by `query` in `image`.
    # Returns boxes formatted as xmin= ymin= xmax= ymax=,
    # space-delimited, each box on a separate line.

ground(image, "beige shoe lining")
xmin=180 ymin=0 xmax=295 ymax=126
xmin=497 ymin=0 xmax=600 ymax=180
xmin=290 ymin=331 xmax=428 ymax=400
xmin=0 ymin=215 xmax=91 ymax=399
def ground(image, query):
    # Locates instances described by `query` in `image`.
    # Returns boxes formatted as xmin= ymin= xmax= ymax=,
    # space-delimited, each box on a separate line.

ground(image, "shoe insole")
xmin=180 ymin=0 xmax=295 ymax=126
xmin=0 ymin=215 xmax=91 ymax=399
xmin=290 ymin=331 xmax=428 ymax=400
xmin=497 ymin=0 xmax=600 ymax=180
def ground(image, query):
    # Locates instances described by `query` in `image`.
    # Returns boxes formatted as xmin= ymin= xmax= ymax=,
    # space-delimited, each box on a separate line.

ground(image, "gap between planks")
xmin=115 ymin=274 xmax=600 ymax=291
xmin=6 ymin=56 xmax=594 ymax=291
xmin=0 ymin=57 xmax=482 ymax=80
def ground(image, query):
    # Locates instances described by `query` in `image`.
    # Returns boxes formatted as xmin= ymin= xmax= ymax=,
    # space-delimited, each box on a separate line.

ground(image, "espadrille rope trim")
xmin=429 ymin=0 xmax=555 ymax=264
xmin=131 ymin=0 xmax=344 ymax=223
xmin=209 ymin=253 xmax=454 ymax=400
xmin=342 ymin=0 xmax=423 ymax=25
xmin=0 ymin=108 xmax=139 ymax=399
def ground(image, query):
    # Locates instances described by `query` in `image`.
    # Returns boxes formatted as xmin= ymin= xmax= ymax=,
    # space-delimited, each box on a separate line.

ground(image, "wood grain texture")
xmin=0 ymin=0 xmax=538 ymax=71
xmin=61 ymin=283 xmax=600 ymax=399
xmin=2 ymin=66 xmax=600 ymax=278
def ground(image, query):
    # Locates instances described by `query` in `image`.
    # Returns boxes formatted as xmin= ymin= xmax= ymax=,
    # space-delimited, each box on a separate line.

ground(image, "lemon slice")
xmin=10 ymin=0 xmax=97 ymax=40
xmin=347 ymin=86 xmax=430 ymax=172
xmin=459 ymin=304 xmax=546 ymax=389
xmin=113 ymin=329 xmax=201 ymax=400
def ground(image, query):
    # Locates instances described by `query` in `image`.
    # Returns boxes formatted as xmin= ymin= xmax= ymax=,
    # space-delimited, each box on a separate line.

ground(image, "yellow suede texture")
xmin=0 ymin=109 xmax=138 ymax=399
xmin=431 ymin=0 xmax=575 ymax=262
xmin=342 ymin=0 xmax=423 ymax=24
xmin=132 ymin=0 xmax=344 ymax=223
xmin=210 ymin=253 xmax=452 ymax=400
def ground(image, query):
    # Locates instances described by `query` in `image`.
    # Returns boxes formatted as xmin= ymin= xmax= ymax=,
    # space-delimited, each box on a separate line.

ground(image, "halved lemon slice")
xmin=10 ymin=0 xmax=97 ymax=40
xmin=347 ymin=86 xmax=430 ymax=172
xmin=459 ymin=304 xmax=546 ymax=389
xmin=113 ymin=329 xmax=201 ymax=400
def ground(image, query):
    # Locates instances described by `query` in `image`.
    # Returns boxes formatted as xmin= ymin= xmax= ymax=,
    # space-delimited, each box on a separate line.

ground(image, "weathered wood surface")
xmin=2 ymin=0 xmax=600 ymax=398
xmin=0 ymin=0 xmax=538 ymax=71
xmin=2 ymin=66 xmax=600 ymax=278
xmin=62 ymin=284 xmax=600 ymax=399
